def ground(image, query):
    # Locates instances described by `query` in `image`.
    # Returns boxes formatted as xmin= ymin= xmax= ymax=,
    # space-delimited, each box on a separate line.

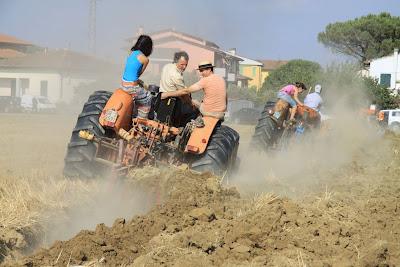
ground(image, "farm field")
xmin=0 ymin=113 xmax=399 ymax=266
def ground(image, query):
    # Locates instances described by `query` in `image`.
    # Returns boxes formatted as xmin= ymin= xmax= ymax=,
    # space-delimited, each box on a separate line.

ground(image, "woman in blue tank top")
xmin=121 ymin=35 xmax=153 ymax=118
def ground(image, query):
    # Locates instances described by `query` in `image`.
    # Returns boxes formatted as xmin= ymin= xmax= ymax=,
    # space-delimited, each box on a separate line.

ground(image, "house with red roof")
xmin=0 ymin=33 xmax=42 ymax=59
xmin=0 ymin=34 xmax=117 ymax=103
xmin=126 ymin=28 xmax=244 ymax=85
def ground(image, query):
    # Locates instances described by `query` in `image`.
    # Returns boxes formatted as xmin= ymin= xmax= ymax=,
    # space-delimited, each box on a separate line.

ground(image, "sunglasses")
xmin=199 ymin=68 xmax=207 ymax=72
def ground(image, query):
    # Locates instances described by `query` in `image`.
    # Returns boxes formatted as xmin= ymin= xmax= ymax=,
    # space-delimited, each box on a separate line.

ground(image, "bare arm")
xmin=138 ymin=54 xmax=149 ymax=75
xmin=293 ymin=88 xmax=303 ymax=106
xmin=161 ymin=83 xmax=202 ymax=99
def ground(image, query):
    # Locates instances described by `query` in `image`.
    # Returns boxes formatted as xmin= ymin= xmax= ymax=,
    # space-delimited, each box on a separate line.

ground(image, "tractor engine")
xmin=79 ymin=118 xmax=187 ymax=175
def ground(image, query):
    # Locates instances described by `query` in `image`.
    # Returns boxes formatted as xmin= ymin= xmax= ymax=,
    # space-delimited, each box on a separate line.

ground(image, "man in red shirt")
xmin=161 ymin=61 xmax=227 ymax=119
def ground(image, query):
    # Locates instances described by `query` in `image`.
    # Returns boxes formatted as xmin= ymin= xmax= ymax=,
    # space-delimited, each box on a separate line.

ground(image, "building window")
xmin=380 ymin=74 xmax=391 ymax=87
xmin=20 ymin=78 xmax=29 ymax=95
xmin=252 ymin=67 xmax=256 ymax=77
xmin=214 ymin=54 xmax=224 ymax=68
xmin=40 ymin=80 xmax=48 ymax=97
xmin=231 ymin=62 xmax=237 ymax=73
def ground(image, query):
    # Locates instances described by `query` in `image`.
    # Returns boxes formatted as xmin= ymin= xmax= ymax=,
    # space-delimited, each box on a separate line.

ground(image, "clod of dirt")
xmin=205 ymin=177 xmax=221 ymax=193
xmin=14 ymin=170 xmax=240 ymax=266
xmin=188 ymin=207 xmax=216 ymax=222
xmin=231 ymin=243 xmax=251 ymax=253
xmin=1 ymin=229 xmax=27 ymax=249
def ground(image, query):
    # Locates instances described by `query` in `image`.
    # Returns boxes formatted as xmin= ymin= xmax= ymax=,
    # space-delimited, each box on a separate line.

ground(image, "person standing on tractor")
xmin=277 ymin=82 xmax=306 ymax=121
xmin=121 ymin=35 xmax=154 ymax=119
xmin=159 ymin=51 xmax=199 ymax=125
xmin=304 ymin=84 xmax=323 ymax=112
xmin=161 ymin=61 xmax=226 ymax=120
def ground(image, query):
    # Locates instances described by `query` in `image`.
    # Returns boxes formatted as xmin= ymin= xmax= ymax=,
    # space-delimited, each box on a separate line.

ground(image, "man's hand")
xmin=161 ymin=92 xmax=169 ymax=100
xmin=161 ymin=84 xmax=201 ymax=100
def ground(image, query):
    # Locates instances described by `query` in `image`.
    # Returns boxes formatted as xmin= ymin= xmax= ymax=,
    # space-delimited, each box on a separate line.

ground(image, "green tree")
xmin=227 ymin=84 xmax=265 ymax=105
xmin=260 ymin=59 xmax=322 ymax=99
xmin=318 ymin=63 xmax=365 ymax=108
xmin=363 ymin=77 xmax=399 ymax=110
xmin=318 ymin=12 xmax=400 ymax=63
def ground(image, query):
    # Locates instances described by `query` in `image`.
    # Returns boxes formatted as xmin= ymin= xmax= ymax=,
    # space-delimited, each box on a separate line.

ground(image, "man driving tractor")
xmin=161 ymin=61 xmax=227 ymax=120
xmin=159 ymin=51 xmax=199 ymax=126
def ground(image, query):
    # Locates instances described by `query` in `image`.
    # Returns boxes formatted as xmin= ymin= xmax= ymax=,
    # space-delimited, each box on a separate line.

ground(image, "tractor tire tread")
xmin=64 ymin=90 xmax=112 ymax=178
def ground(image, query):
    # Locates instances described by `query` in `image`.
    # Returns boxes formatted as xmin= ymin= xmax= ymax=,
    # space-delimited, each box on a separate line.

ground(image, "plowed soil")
xmin=16 ymin=137 xmax=400 ymax=267
xmin=2 ymin=116 xmax=400 ymax=266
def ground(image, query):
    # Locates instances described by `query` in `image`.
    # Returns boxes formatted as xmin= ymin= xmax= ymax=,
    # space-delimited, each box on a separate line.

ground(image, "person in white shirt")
xmin=159 ymin=51 xmax=188 ymax=93
xmin=159 ymin=51 xmax=199 ymax=126
xmin=304 ymin=84 xmax=323 ymax=111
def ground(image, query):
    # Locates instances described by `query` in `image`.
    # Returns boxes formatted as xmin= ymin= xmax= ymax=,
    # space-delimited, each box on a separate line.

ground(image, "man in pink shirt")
xmin=161 ymin=61 xmax=226 ymax=119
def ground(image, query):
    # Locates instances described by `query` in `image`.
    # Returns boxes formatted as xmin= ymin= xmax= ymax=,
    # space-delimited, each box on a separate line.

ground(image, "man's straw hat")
xmin=197 ymin=61 xmax=215 ymax=70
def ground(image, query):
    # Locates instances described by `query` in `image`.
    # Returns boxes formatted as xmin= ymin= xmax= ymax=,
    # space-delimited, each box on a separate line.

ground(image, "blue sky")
xmin=0 ymin=0 xmax=399 ymax=65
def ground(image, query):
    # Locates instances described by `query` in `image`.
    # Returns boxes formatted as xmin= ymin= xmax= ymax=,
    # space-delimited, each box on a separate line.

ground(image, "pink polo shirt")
xmin=280 ymin=84 xmax=296 ymax=96
xmin=194 ymin=74 xmax=226 ymax=113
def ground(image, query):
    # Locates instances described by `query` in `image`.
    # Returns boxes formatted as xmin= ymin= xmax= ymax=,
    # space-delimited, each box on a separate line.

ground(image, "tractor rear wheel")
xmin=190 ymin=125 xmax=239 ymax=177
xmin=63 ymin=91 xmax=113 ymax=178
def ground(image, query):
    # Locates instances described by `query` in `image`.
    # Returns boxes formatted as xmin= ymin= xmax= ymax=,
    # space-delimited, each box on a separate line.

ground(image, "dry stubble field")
xmin=1 ymin=113 xmax=400 ymax=266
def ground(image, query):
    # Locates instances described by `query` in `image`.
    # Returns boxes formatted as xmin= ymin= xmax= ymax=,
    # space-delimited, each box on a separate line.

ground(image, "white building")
xmin=0 ymin=49 xmax=119 ymax=103
xmin=369 ymin=48 xmax=400 ymax=91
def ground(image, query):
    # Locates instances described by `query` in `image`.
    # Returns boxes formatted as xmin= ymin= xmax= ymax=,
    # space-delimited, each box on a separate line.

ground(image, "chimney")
xmin=136 ymin=26 xmax=144 ymax=37
xmin=228 ymin=48 xmax=236 ymax=55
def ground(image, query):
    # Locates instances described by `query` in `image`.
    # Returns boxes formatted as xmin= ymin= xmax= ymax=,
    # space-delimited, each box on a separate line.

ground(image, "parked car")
xmin=378 ymin=109 xmax=400 ymax=133
xmin=231 ymin=107 xmax=263 ymax=124
xmin=20 ymin=95 xmax=56 ymax=113
xmin=226 ymin=99 xmax=255 ymax=120
xmin=0 ymin=96 xmax=21 ymax=113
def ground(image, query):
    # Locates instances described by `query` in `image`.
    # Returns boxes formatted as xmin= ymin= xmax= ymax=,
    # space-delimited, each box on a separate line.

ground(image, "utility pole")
xmin=89 ymin=0 xmax=97 ymax=54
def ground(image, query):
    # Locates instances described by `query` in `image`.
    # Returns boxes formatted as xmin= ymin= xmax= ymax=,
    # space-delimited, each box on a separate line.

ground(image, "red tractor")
xmin=252 ymin=99 xmax=320 ymax=151
xmin=64 ymin=88 xmax=239 ymax=178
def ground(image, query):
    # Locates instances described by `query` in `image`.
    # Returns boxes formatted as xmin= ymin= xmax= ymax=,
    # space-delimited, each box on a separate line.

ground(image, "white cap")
xmin=315 ymin=84 xmax=322 ymax=93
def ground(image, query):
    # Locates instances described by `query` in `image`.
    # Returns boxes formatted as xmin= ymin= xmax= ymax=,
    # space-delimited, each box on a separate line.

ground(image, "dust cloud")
xmin=42 ymin=176 xmax=153 ymax=246
xmin=0 ymin=113 xmax=155 ymax=250
xmin=230 ymin=76 xmax=388 ymax=198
